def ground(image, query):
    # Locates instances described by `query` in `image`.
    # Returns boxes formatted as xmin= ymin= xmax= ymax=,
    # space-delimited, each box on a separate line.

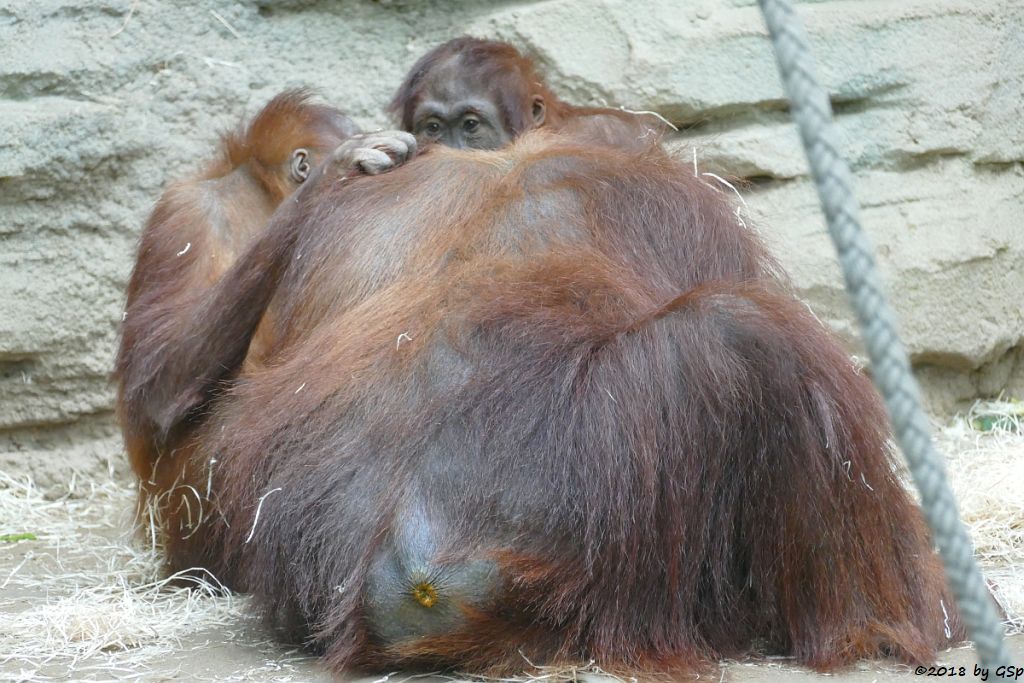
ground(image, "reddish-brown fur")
xmin=118 ymin=130 xmax=964 ymax=676
xmin=114 ymin=90 xmax=360 ymax=532
xmin=389 ymin=37 xmax=670 ymax=149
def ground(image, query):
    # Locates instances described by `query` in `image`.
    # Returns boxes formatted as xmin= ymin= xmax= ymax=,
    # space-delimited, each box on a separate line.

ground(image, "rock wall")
xmin=1 ymin=0 xmax=1021 ymax=483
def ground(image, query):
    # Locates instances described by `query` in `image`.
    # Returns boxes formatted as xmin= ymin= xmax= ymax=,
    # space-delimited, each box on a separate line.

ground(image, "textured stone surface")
xmin=1 ymin=0 xmax=1021 ymax=478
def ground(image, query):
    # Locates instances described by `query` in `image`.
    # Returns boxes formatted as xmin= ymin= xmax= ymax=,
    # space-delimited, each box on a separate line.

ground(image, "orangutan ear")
xmin=531 ymin=95 xmax=546 ymax=126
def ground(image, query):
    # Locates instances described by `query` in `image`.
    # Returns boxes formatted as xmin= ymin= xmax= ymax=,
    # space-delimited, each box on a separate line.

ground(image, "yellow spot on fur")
xmin=411 ymin=581 xmax=438 ymax=608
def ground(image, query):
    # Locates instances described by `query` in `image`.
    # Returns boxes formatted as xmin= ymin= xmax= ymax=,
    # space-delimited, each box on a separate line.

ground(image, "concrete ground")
xmin=2 ymin=416 xmax=1022 ymax=683
xmin=1 ymin=484 xmax=1021 ymax=683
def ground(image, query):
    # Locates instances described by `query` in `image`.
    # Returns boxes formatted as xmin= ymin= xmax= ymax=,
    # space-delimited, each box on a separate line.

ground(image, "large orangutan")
xmin=116 ymin=124 xmax=963 ymax=676
xmin=390 ymin=36 xmax=670 ymax=150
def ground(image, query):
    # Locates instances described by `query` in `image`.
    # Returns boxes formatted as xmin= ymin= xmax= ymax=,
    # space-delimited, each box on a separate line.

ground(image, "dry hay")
xmin=936 ymin=398 xmax=1024 ymax=634
xmin=0 ymin=474 xmax=320 ymax=682
xmin=0 ymin=400 xmax=1021 ymax=681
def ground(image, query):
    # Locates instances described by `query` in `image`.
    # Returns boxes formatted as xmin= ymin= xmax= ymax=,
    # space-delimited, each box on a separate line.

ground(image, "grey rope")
xmin=757 ymin=0 xmax=1009 ymax=667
